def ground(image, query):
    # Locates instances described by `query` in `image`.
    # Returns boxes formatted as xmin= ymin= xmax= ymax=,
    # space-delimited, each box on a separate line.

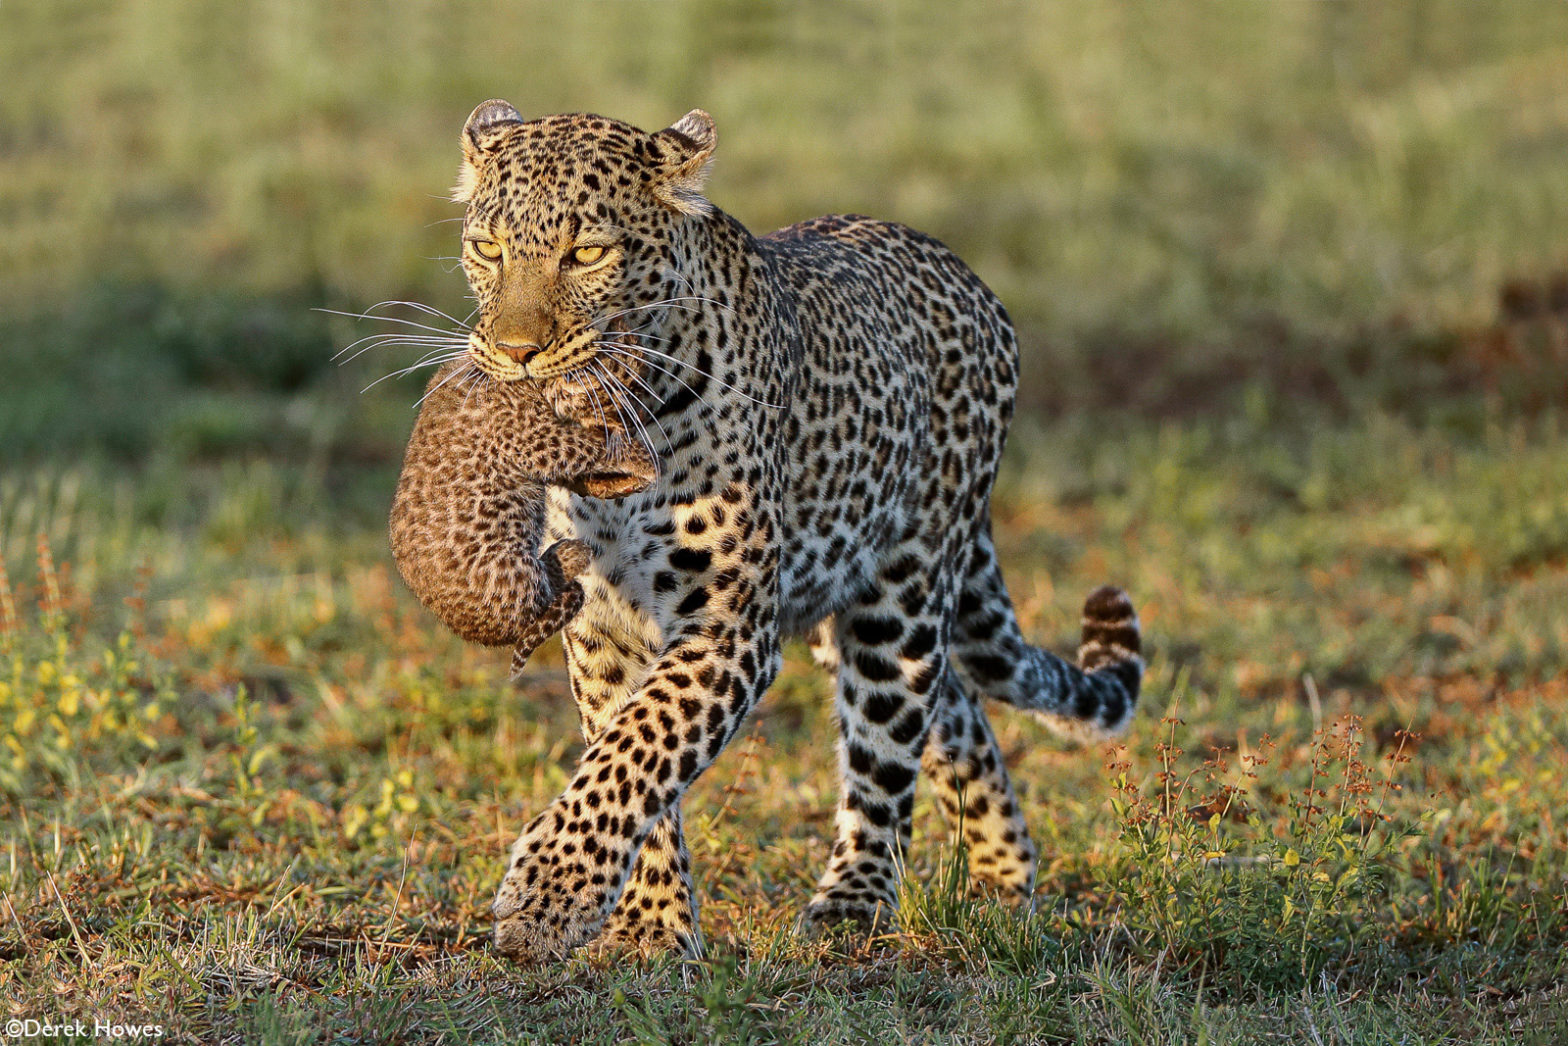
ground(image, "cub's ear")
xmin=650 ymin=109 xmax=716 ymax=216
xmin=454 ymin=99 xmax=523 ymax=203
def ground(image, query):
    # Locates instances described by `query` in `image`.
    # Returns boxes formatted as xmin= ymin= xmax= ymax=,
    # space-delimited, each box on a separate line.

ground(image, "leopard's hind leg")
xmin=917 ymin=524 xmax=1142 ymax=903
xmin=800 ymin=536 xmax=958 ymax=935
xmin=811 ymin=620 xmax=1039 ymax=906
xmin=921 ymin=666 xmax=1039 ymax=904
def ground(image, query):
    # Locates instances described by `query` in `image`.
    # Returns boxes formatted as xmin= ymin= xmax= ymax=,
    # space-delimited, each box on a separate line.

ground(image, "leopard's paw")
xmin=491 ymin=820 xmax=616 ymax=964
xmin=798 ymin=892 xmax=895 ymax=940
xmin=580 ymin=921 xmax=701 ymax=964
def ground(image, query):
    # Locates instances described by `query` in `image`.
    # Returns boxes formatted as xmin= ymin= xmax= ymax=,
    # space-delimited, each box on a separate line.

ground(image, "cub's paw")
xmin=573 ymin=470 xmax=654 ymax=501
xmin=544 ymin=539 xmax=594 ymax=581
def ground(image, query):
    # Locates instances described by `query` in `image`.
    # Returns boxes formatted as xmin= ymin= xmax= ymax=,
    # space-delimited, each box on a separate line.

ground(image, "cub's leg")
xmin=508 ymin=540 xmax=592 ymax=677
xmin=801 ymin=542 xmax=954 ymax=935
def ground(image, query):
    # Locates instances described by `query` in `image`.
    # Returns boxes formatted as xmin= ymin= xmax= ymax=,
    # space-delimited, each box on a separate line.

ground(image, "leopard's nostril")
xmin=497 ymin=341 xmax=543 ymax=366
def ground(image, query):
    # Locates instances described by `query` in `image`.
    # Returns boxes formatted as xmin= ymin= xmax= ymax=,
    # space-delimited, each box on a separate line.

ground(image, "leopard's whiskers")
xmin=572 ymin=367 xmax=614 ymax=450
xmin=335 ymin=333 xmax=467 ymax=365
xmin=590 ymin=367 xmax=645 ymax=458
xmin=666 ymin=269 xmax=717 ymax=304
xmin=657 ymin=273 xmax=737 ymax=316
xmin=318 ymin=307 xmax=470 ymax=339
xmin=596 ymin=296 xmax=732 ymax=325
xmin=613 ymin=317 xmax=673 ymax=345
xmin=601 ymin=349 xmax=673 ymax=410
xmin=361 ymin=299 xmax=474 ymax=330
xmin=326 ymin=300 xmax=476 ymax=397
xmin=594 ymin=338 xmax=782 ymax=410
xmin=595 ymin=308 xmax=779 ymax=407
xmin=591 ymin=359 xmax=667 ymax=461
xmin=413 ymin=358 xmax=480 ymax=408
xmin=363 ymin=350 xmax=472 ymax=394
xmin=458 ymin=364 xmax=485 ymax=410
xmin=588 ymin=352 xmax=675 ymax=456
xmin=592 ymin=343 xmax=723 ymax=418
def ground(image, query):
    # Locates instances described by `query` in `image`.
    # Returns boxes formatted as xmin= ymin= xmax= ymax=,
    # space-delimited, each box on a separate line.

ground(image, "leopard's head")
xmin=451 ymin=101 xmax=716 ymax=383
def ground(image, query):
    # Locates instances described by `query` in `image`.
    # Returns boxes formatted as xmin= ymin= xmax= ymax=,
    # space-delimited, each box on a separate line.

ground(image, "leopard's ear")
xmin=650 ymin=109 xmax=716 ymax=216
xmin=454 ymin=99 xmax=523 ymax=203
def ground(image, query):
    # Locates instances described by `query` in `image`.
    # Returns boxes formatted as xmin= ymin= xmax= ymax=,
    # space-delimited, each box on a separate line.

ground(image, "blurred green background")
xmin=5 ymin=0 xmax=1567 ymax=466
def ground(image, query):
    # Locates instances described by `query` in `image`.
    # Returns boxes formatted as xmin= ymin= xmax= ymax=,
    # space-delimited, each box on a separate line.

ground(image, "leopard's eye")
xmin=469 ymin=238 xmax=503 ymax=262
xmin=570 ymin=245 xmax=606 ymax=267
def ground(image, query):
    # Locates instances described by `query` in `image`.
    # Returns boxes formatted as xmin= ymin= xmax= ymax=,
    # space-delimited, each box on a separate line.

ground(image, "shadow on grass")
xmin=1021 ymin=269 xmax=1568 ymax=423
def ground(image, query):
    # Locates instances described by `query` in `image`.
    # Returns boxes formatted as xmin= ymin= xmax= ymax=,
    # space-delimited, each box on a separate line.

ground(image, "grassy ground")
xmin=4 ymin=2 xmax=1568 ymax=1043
xmin=4 ymin=394 xmax=1567 ymax=1043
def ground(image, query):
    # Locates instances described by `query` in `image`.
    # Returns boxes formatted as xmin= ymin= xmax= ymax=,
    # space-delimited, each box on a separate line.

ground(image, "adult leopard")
xmin=429 ymin=100 xmax=1144 ymax=962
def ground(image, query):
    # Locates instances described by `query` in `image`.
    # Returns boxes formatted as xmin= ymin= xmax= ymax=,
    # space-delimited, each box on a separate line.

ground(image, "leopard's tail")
xmin=951 ymin=536 xmax=1143 ymax=742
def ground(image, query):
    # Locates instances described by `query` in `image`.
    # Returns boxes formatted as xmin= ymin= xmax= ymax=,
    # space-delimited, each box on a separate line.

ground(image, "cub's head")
xmin=452 ymin=101 xmax=716 ymax=382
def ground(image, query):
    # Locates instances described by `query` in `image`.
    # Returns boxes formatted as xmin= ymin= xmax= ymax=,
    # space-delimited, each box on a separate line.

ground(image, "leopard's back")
xmin=757 ymin=216 xmax=1018 ymax=634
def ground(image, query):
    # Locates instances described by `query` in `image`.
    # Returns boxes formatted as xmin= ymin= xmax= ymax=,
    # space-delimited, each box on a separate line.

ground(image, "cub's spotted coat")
xmin=390 ymin=371 xmax=655 ymax=673
xmin=397 ymin=100 xmax=1144 ymax=962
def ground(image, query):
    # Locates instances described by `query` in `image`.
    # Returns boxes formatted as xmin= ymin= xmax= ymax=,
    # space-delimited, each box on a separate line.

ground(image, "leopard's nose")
xmin=496 ymin=340 xmax=543 ymax=367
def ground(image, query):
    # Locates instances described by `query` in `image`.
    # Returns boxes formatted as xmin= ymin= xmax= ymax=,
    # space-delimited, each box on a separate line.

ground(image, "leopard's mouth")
xmin=565 ymin=470 xmax=649 ymax=501
xmin=466 ymin=331 xmax=527 ymax=382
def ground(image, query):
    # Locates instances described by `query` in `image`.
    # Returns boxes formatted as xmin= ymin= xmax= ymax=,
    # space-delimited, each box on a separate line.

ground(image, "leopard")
xmin=413 ymin=99 xmax=1144 ymax=963
xmin=389 ymin=366 xmax=656 ymax=675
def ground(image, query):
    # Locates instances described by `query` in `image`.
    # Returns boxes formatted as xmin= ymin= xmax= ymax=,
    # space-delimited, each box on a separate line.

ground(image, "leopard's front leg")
xmin=491 ymin=495 xmax=780 ymax=963
xmin=556 ymin=622 xmax=702 ymax=959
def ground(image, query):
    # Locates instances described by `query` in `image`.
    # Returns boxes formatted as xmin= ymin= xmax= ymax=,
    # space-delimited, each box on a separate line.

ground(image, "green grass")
xmin=4 ymin=1 xmax=1568 ymax=1042
xmin=4 ymin=403 xmax=1568 ymax=1043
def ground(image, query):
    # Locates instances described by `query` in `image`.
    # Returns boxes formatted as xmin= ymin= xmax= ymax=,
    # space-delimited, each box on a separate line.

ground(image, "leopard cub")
xmin=390 ymin=363 xmax=656 ymax=673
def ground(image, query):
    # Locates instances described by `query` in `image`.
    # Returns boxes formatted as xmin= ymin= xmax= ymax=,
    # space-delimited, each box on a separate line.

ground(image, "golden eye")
xmin=469 ymin=238 xmax=503 ymax=261
xmin=570 ymin=245 xmax=606 ymax=266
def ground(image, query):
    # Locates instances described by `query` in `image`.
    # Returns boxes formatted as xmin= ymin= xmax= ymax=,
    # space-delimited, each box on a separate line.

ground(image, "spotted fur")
xmin=390 ymin=369 xmax=655 ymax=673
xmin=401 ymin=100 xmax=1144 ymax=962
